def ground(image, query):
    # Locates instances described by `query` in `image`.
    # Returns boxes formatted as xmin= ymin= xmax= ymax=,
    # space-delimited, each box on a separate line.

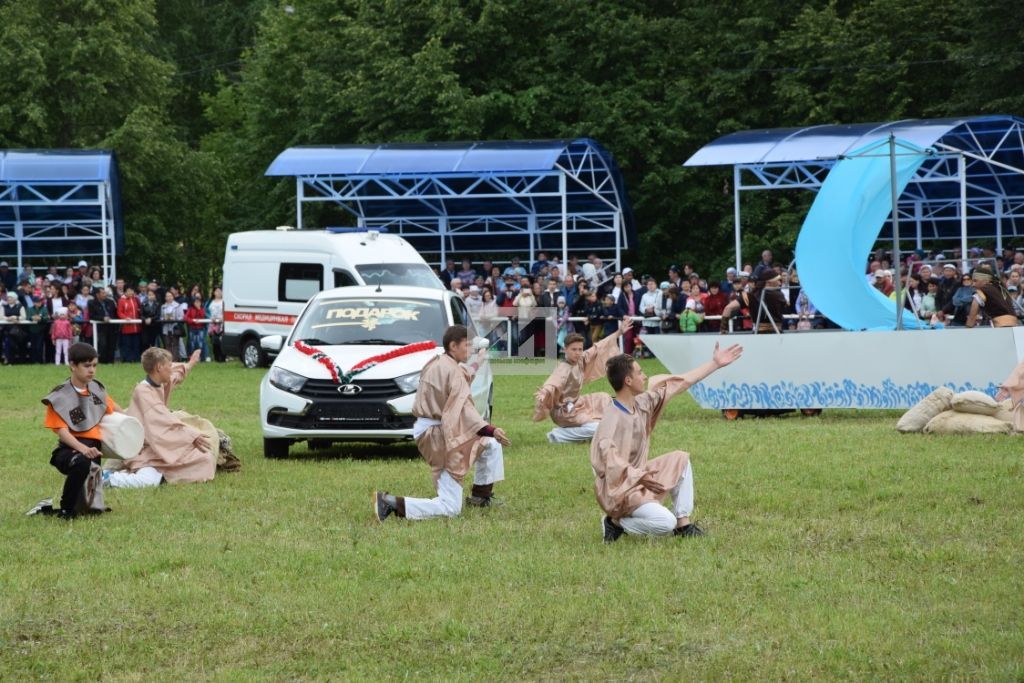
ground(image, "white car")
xmin=259 ymin=285 xmax=493 ymax=458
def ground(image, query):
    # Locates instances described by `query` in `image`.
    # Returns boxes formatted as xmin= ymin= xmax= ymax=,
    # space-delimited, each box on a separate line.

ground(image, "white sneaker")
xmin=26 ymin=498 xmax=53 ymax=516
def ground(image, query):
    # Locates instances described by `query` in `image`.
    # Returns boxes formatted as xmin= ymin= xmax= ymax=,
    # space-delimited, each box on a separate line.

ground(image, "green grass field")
xmin=2 ymin=359 xmax=1023 ymax=681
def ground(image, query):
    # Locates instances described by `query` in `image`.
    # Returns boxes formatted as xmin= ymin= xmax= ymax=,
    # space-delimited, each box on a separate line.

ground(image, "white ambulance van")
xmin=222 ymin=228 xmax=441 ymax=367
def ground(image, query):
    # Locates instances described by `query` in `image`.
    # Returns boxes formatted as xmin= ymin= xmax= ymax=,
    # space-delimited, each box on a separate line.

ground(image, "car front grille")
xmin=298 ymin=378 xmax=403 ymax=400
xmin=267 ymin=403 xmax=416 ymax=431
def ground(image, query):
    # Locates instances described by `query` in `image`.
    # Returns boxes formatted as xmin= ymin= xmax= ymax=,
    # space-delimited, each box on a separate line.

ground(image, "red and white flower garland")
xmin=293 ymin=339 xmax=437 ymax=384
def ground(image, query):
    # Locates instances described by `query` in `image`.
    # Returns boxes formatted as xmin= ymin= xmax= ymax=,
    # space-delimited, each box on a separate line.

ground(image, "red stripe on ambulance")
xmin=225 ymin=311 xmax=297 ymax=325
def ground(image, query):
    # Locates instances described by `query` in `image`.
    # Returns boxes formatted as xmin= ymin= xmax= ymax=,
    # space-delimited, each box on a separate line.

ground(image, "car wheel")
xmin=800 ymin=408 xmax=823 ymax=417
xmin=263 ymin=437 xmax=290 ymax=459
xmin=241 ymin=338 xmax=266 ymax=369
xmin=722 ymin=409 xmax=742 ymax=420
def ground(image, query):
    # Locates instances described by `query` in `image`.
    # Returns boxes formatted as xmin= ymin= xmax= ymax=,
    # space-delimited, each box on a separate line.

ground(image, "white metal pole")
xmin=296 ymin=177 xmax=304 ymax=229
xmin=559 ymin=173 xmax=568 ymax=267
xmin=890 ymin=134 xmax=903 ymax=331
xmin=959 ymin=153 xmax=968 ymax=273
xmin=438 ymin=216 xmax=447 ymax=270
xmin=996 ymin=197 xmax=1003 ymax=254
xmin=101 ymin=183 xmax=109 ymax=285
xmin=614 ymin=211 xmax=621 ymax=272
xmin=914 ymin=200 xmax=922 ymax=251
xmin=733 ymin=165 xmax=742 ymax=271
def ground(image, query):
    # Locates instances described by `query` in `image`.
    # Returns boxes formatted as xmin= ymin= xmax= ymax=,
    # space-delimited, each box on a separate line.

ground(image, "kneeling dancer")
xmin=593 ymin=342 xmax=742 ymax=542
xmin=105 ymin=348 xmax=214 ymax=488
xmin=375 ymin=325 xmax=511 ymax=521
xmin=533 ymin=319 xmax=629 ymax=443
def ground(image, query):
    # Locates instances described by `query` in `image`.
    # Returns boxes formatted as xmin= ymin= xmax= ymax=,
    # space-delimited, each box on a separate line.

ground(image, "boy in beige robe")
xmin=106 ymin=348 xmax=214 ymax=488
xmin=593 ymin=342 xmax=742 ymax=542
xmin=375 ymin=325 xmax=511 ymax=521
xmin=533 ymin=319 xmax=629 ymax=443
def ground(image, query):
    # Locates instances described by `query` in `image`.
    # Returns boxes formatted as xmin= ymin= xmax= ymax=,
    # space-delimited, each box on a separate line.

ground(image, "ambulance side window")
xmin=279 ymin=263 xmax=323 ymax=302
xmin=333 ymin=270 xmax=358 ymax=288
xmin=450 ymin=296 xmax=478 ymax=337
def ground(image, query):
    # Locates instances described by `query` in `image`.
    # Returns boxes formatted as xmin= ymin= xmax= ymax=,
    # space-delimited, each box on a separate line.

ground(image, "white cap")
xmin=0 ymin=261 xmax=7 ymax=267
xmin=77 ymin=260 xmax=88 ymax=267
xmin=468 ymin=285 xmax=479 ymax=292
xmin=726 ymin=267 xmax=737 ymax=274
xmin=622 ymin=267 xmax=633 ymax=275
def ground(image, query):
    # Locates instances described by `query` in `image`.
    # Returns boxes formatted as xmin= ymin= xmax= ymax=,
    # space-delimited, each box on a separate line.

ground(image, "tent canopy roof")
xmin=685 ymin=115 xmax=1024 ymax=167
xmin=0 ymin=149 xmax=123 ymax=265
xmin=0 ymin=150 xmax=116 ymax=182
xmin=265 ymin=138 xmax=635 ymax=257
xmin=684 ymin=115 xmax=1024 ymax=242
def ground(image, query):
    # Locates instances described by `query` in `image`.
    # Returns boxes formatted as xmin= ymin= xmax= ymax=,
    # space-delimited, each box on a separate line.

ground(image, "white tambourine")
xmin=100 ymin=413 xmax=144 ymax=460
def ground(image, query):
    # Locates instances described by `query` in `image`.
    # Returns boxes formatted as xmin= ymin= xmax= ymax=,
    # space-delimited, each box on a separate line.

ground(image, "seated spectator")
xmin=919 ymin=277 xmax=939 ymax=320
xmin=439 ymin=259 xmax=458 ymax=289
xmin=679 ymin=298 xmax=704 ymax=333
xmin=531 ymin=251 xmax=549 ymax=276
xmin=457 ymin=259 xmax=476 ymax=288
xmin=503 ymin=257 xmax=527 ymax=278
xmin=703 ymin=282 xmax=729 ymax=332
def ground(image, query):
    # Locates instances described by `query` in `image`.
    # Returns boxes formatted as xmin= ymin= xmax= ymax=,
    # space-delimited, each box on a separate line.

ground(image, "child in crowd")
xmin=35 ymin=342 xmax=120 ymax=519
xmin=51 ymin=311 xmax=73 ymax=365
xmin=66 ymin=302 xmax=84 ymax=342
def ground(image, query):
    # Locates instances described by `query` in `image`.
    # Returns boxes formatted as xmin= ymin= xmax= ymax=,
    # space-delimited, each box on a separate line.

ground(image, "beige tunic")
xmin=590 ymin=375 xmax=692 ymax=518
xmin=532 ymin=333 xmax=619 ymax=427
xmin=413 ymin=353 xmax=488 ymax=485
xmin=997 ymin=360 xmax=1024 ymax=432
xmin=125 ymin=363 xmax=215 ymax=484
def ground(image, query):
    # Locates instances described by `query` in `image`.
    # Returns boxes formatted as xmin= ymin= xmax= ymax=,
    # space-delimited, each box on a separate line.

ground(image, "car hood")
xmin=273 ymin=343 xmax=442 ymax=380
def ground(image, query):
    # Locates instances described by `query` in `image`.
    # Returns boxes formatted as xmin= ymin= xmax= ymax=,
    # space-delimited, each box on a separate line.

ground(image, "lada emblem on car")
xmin=338 ymin=384 xmax=362 ymax=395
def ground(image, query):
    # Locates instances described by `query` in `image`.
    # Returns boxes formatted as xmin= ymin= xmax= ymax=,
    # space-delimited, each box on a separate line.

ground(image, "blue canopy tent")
xmin=265 ymin=139 xmax=636 ymax=268
xmin=685 ymin=115 xmax=1024 ymax=271
xmin=0 ymin=150 xmax=124 ymax=281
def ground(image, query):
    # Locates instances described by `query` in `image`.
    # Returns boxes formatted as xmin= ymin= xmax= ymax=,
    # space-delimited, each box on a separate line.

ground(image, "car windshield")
xmin=290 ymin=296 xmax=446 ymax=346
xmin=355 ymin=263 xmax=441 ymax=289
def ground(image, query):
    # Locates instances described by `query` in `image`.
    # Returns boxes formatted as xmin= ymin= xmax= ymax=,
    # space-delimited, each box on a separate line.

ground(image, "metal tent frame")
xmin=265 ymin=139 xmax=636 ymax=268
xmin=684 ymin=115 xmax=1024 ymax=270
xmin=0 ymin=150 xmax=123 ymax=282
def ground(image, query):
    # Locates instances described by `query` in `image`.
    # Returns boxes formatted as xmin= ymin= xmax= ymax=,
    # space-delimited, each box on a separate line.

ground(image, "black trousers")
xmin=50 ymin=438 xmax=101 ymax=513
xmin=95 ymin=325 xmax=117 ymax=363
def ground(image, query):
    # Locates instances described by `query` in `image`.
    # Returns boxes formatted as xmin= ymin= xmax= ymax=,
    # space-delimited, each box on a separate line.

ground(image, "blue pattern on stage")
xmin=691 ymin=379 xmax=1001 ymax=410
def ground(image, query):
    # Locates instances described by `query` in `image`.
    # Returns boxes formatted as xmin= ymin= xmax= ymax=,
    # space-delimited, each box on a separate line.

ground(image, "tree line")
xmin=1 ymin=0 xmax=1019 ymax=285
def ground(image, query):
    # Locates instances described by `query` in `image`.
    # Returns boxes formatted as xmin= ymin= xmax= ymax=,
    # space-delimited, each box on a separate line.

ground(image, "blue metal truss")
xmin=266 ymin=139 xmax=635 ymax=268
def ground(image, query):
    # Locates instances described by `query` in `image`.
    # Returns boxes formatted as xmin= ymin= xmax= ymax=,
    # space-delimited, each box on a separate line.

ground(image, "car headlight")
xmin=394 ymin=371 xmax=421 ymax=394
xmin=269 ymin=366 xmax=307 ymax=393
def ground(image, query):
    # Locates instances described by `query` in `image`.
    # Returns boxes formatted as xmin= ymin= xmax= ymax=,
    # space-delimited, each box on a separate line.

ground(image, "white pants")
xmin=619 ymin=462 xmax=694 ymax=537
xmin=404 ymin=438 xmax=504 ymax=520
xmin=547 ymin=421 xmax=599 ymax=443
xmin=54 ymin=339 xmax=70 ymax=365
xmin=105 ymin=466 xmax=163 ymax=489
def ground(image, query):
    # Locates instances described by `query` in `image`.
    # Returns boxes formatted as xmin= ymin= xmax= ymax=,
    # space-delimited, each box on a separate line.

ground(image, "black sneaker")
xmin=673 ymin=523 xmax=705 ymax=538
xmin=465 ymin=495 xmax=503 ymax=508
xmin=373 ymin=491 xmax=394 ymax=522
xmin=602 ymin=515 xmax=624 ymax=543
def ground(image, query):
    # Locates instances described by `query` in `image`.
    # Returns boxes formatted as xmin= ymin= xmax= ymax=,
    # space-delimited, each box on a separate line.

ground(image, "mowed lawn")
xmin=2 ymin=358 xmax=1023 ymax=681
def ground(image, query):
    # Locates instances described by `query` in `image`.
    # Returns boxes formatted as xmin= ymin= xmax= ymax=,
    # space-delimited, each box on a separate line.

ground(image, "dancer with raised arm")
xmin=593 ymin=342 xmax=743 ymax=542
xmin=532 ymin=318 xmax=630 ymax=443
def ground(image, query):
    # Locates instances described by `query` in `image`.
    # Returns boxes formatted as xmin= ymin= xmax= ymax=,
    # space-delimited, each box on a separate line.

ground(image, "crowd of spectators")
xmin=434 ymin=245 xmax=1024 ymax=354
xmin=6 ymin=243 xmax=1019 ymax=364
xmin=0 ymin=259 xmax=225 ymax=366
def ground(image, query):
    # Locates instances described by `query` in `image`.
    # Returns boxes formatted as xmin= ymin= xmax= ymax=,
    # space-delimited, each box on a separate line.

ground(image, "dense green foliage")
xmin=3 ymin=360 xmax=1023 ymax=678
xmin=1 ymin=0 xmax=1020 ymax=283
